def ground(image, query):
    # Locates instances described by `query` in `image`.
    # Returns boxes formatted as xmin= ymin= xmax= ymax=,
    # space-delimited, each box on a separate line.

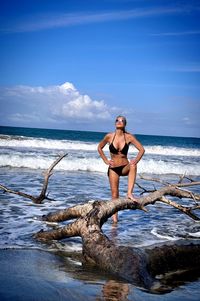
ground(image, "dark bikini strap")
xmin=124 ymin=132 xmax=126 ymax=143
xmin=111 ymin=133 xmax=116 ymax=143
xmin=111 ymin=132 xmax=127 ymax=145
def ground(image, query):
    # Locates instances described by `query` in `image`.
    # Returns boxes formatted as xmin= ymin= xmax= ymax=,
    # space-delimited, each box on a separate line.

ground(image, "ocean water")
xmin=0 ymin=126 xmax=200 ymax=300
xmin=0 ymin=126 xmax=199 ymax=175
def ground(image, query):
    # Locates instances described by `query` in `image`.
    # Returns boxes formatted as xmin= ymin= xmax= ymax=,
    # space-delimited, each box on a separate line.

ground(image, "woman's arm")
xmin=129 ymin=134 xmax=145 ymax=165
xmin=97 ymin=134 xmax=111 ymax=165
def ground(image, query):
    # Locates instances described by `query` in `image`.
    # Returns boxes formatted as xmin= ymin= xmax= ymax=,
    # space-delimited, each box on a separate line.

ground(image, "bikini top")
xmin=109 ymin=133 xmax=129 ymax=155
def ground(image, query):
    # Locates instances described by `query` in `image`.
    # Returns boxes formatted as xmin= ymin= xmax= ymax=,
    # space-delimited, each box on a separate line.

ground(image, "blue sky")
xmin=0 ymin=0 xmax=200 ymax=137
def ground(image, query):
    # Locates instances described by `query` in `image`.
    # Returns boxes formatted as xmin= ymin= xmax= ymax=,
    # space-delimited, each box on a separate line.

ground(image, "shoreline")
xmin=1 ymin=247 xmax=200 ymax=301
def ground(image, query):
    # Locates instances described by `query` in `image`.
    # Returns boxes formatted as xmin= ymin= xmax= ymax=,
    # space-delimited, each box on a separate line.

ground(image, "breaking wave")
xmin=0 ymin=134 xmax=199 ymax=175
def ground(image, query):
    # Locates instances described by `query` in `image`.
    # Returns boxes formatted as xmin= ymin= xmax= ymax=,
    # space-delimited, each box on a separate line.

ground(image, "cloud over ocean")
xmin=0 ymin=82 xmax=124 ymax=131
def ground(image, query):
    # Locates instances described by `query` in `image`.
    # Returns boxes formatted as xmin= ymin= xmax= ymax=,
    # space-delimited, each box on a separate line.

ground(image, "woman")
xmin=97 ymin=115 xmax=145 ymax=223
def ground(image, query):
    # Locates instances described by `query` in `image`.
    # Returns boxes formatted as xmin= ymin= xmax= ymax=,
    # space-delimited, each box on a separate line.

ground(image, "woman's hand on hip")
xmin=106 ymin=159 xmax=114 ymax=167
xmin=129 ymin=159 xmax=137 ymax=166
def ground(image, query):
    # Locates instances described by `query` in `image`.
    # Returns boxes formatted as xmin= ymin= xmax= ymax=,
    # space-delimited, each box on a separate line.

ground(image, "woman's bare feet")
xmin=127 ymin=194 xmax=139 ymax=203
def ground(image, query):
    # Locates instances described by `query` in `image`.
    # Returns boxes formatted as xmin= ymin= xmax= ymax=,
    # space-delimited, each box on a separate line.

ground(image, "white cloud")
xmin=51 ymin=82 xmax=112 ymax=120
xmin=61 ymin=94 xmax=110 ymax=120
xmin=150 ymin=30 xmax=200 ymax=37
xmin=8 ymin=113 xmax=41 ymax=123
xmin=154 ymin=63 xmax=200 ymax=73
xmin=183 ymin=117 xmax=190 ymax=124
xmin=0 ymin=82 xmax=122 ymax=129
xmin=167 ymin=64 xmax=200 ymax=73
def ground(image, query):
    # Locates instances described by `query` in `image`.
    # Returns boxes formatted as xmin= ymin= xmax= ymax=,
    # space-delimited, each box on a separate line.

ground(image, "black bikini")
xmin=108 ymin=133 xmax=130 ymax=176
xmin=109 ymin=133 xmax=129 ymax=156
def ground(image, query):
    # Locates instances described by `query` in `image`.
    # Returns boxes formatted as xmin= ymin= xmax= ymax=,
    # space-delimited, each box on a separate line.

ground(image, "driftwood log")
xmin=0 ymin=153 xmax=67 ymax=203
xmin=1 ymin=153 xmax=200 ymax=292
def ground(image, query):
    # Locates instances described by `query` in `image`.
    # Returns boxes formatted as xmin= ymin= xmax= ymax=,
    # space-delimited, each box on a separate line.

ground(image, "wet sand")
xmin=0 ymin=249 xmax=100 ymax=301
xmin=1 ymin=248 xmax=200 ymax=301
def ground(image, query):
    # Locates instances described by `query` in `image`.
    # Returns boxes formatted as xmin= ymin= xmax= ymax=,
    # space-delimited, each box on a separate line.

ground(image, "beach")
xmin=0 ymin=126 xmax=200 ymax=300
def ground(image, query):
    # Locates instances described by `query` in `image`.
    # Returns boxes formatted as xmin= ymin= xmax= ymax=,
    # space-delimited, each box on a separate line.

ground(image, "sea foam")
xmin=0 ymin=134 xmax=199 ymax=175
xmin=0 ymin=135 xmax=199 ymax=157
xmin=0 ymin=153 xmax=199 ymax=175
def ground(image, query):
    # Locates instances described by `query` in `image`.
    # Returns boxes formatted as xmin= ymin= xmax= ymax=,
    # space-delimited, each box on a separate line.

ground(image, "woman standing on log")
xmin=98 ymin=115 xmax=145 ymax=223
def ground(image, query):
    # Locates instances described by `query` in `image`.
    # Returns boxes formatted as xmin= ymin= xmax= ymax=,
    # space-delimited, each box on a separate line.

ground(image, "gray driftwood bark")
xmin=35 ymin=188 xmax=200 ymax=291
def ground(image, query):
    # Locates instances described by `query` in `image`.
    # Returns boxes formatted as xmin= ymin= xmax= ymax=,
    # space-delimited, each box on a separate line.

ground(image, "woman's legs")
xmin=108 ymin=164 xmax=137 ymax=223
xmin=122 ymin=164 xmax=137 ymax=201
xmin=127 ymin=164 xmax=137 ymax=200
xmin=108 ymin=169 xmax=120 ymax=223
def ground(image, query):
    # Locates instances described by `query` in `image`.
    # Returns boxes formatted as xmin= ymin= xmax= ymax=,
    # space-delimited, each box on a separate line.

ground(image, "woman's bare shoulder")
xmin=125 ymin=131 xmax=134 ymax=138
xmin=126 ymin=132 xmax=136 ymax=142
xmin=102 ymin=132 xmax=113 ymax=141
xmin=106 ymin=132 xmax=114 ymax=140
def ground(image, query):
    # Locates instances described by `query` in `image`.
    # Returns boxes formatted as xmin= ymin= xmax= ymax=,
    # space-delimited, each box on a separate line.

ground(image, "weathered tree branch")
xmin=35 ymin=190 xmax=200 ymax=291
xmin=38 ymin=153 xmax=67 ymax=202
xmin=159 ymin=196 xmax=200 ymax=220
xmin=140 ymin=174 xmax=200 ymax=188
xmin=35 ymin=184 xmax=200 ymax=243
xmin=42 ymin=202 xmax=94 ymax=222
xmin=0 ymin=153 xmax=67 ymax=204
xmin=0 ymin=184 xmax=38 ymax=202
xmin=35 ymin=219 xmax=83 ymax=241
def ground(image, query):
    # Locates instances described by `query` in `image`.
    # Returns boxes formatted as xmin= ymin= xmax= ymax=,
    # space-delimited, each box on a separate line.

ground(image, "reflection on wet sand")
xmin=96 ymin=280 xmax=130 ymax=301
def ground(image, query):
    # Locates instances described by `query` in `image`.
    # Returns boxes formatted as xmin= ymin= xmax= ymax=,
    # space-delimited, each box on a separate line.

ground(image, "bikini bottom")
xmin=107 ymin=164 xmax=128 ymax=177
